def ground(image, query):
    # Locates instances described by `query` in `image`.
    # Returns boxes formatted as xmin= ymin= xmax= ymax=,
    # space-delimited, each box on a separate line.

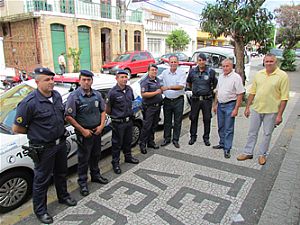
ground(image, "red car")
xmin=101 ymin=51 xmax=155 ymax=78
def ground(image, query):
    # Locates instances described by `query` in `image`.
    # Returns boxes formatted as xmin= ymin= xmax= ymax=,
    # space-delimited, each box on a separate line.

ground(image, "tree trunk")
xmin=235 ymin=40 xmax=246 ymax=85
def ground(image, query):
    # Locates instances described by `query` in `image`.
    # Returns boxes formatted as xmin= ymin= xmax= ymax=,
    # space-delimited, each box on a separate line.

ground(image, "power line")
xmin=157 ymin=0 xmax=200 ymax=16
xmin=145 ymin=1 xmax=201 ymax=22
xmin=192 ymin=0 xmax=206 ymax=6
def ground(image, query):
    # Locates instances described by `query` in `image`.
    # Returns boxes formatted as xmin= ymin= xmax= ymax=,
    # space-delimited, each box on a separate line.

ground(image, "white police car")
xmin=0 ymin=74 xmax=143 ymax=213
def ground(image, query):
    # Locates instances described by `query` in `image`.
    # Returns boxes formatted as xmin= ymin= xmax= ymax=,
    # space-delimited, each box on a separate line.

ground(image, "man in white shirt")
xmin=212 ymin=59 xmax=244 ymax=158
xmin=58 ymin=52 xmax=66 ymax=74
xmin=159 ymin=55 xmax=186 ymax=148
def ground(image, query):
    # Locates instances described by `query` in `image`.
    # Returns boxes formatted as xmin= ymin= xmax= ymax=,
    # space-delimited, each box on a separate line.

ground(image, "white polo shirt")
xmin=216 ymin=71 xmax=244 ymax=103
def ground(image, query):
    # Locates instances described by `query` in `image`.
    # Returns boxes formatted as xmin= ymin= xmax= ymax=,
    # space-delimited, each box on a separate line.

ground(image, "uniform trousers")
xmin=189 ymin=98 xmax=213 ymax=141
xmin=33 ymin=141 xmax=69 ymax=216
xmin=163 ymin=96 xmax=184 ymax=142
xmin=217 ymin=101 xmax=236 ymax=152
xmin=76 ymin=133 xmax=101 ymax=187
xmin=243 ymin=109 xmax=277 ymax=156
xmin=111 ymin=120 xmax=133 ymax=166
xmin=140 ymin=105 xmax=161 ymax=146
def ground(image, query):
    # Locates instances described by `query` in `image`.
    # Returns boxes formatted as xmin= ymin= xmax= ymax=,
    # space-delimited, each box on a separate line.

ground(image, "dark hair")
xmin=198 ymin=53 xmax=207 ymax=61
xmin=148 ymin=63 xmax=158 ymax=71
xmin=168 ymin=54 xmax=178 ymax=61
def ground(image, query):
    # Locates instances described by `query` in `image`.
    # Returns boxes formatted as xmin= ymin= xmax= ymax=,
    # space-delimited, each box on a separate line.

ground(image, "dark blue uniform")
xmin=107 ymin=84 xmax=134 ymax=165
xmin=65 ymin=87 xmax=105 ymax=187
xmin=139 ymin=75 xmax=163 ymax=149
xmin=14 ymin=89 xmax=70 ymax=216
xmin=187 ymin=66 xmax=217 ymax=143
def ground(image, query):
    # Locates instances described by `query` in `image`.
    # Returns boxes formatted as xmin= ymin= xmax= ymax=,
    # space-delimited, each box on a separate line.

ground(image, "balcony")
xmin=145 ymin=19 xmax=178 ymax=33
xmin=24 ymin=0 xmax=142 ymax=23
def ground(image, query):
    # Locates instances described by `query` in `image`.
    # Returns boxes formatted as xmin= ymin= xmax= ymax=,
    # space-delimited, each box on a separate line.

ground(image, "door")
xmin=78 ymin=26 xmax=91 ymax=70
xmin=51 ymin=24 xmax=67 ymax=73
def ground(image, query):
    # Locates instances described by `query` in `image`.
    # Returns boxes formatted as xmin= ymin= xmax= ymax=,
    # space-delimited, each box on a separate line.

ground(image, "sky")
xmin=129 ymin=0 xmax=300 ymax=26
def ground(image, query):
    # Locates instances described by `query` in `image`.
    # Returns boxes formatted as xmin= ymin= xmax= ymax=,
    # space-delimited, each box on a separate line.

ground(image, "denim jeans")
xmin=217 ymin=101 xmax=236 ymax=152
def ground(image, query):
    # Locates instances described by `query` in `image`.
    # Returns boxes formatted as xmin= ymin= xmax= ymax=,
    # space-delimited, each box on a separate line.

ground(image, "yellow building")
xmin=197 ymin=30 xmax=229 ymax=48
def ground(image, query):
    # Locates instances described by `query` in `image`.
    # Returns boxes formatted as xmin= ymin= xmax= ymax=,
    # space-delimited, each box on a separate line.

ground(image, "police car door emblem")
xmin=95 ymin=101 xmax=99 ymax=107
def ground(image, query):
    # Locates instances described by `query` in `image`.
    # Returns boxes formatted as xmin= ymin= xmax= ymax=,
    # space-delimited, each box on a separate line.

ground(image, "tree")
xmin=166 ymin=29 xmax=191 ymax=52
xmin=201 ymin=0 xmax=274 ymax=83
xmin=67 ymin=48 xmax=82 ymax=73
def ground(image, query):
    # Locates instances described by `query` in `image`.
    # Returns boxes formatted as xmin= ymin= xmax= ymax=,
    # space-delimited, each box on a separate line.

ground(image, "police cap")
xmin=80 ymin=70 xmax=94 ymax=77
xmin=34 ymin=67 xmax=55 ymax=76
xmin=116 ymin=69 xmax=128 ymax=76
xmin=198 ymin=53 xmax=207 ymax=61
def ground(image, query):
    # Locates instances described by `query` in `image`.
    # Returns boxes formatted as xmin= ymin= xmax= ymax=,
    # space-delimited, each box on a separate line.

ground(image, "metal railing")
xmin=25 ymin=0 xmax=142 ymax=22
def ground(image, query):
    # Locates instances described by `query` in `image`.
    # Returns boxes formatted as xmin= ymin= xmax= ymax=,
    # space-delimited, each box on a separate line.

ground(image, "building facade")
xmin=0 ymin=0 xmax=144 ymax=73
xmin=197 ymin=30 xmax=230 ymax=48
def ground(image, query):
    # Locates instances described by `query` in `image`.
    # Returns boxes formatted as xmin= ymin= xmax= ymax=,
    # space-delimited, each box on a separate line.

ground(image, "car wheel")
xmin=124 ymin=69 xmax=131 ymax=79
xmin=131 ymin=120 xmax=142 ymax=147
xmin=0 ymin=171 xmax=33 ymax=213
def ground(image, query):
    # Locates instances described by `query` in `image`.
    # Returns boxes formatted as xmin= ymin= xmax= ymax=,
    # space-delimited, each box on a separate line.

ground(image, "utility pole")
xmin=120 ymin=0 xmax=126 ymax=53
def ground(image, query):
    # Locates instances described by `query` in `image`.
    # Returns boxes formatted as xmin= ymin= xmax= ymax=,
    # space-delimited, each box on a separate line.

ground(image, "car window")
xmin=140 ymin=52 xmax=149 ymax=60
xmin=114 ymin=54 xmax=131 ymax=62
xmin=132 ymin=53 xmax=142 ymax=61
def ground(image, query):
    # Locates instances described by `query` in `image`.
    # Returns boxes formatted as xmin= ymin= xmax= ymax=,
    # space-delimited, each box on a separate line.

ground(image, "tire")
xmin=0 ymin=171 xmax=33 ymax=213
xmin=124 ymin=69 xmax=131 ymax=79
xmin=131 ymin=120 xmax=142 ymax=147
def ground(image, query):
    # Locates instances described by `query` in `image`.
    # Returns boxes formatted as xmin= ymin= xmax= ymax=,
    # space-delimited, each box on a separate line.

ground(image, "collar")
xmin=78 ymin=87 xmax=95 ymax=97
xmin=36 ymin=89 xmax=54 ymax=103
xmin=168 ymin=68 xmax=177 ymax=75
xmin=116 ymin=84 xmax=128 ymax=92
xmin=223 ymin=70 xmax=234 ymax=78
xmin=196 ymin=66 xmax=209 ymax=73
xmin=264 ymin=67 xmax=279 ymax=76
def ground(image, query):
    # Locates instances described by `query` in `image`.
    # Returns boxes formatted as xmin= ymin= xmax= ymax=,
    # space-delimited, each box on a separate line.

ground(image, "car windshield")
xmin=270 ymin=49 xmax=283 ymax=57
xmin=113 ymin=54 xmax=131 ymax=62
xmin=0 ymin=83 xmax=35 ymax=133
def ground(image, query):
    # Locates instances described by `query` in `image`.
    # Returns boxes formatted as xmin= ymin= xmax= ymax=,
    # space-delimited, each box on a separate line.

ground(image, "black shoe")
xmin=204 ymin=140 xmax=211 ymax=146
xmin=148 ymin=143 xmax=159 ymax=149
xmin=91 ymin=175 xmax=109 ymax=184
xmin=113 ymin=165 xmax=122 ymax=174
xmin=172 ymin=141 xmax=180 ymax=148
xmin=58 ymin=197 xmax=77 ymax=206
xmin=36 ymin=213 xmax=53 ymax=224
xmin=79 ymin=186 xmax=89 ymax=196
xmin=188 ymin=137 xmax=196 ymax=145
xmin=125 ymin=157 xmax=139 ymax=164
xmin=224 ymin=151 xmax=231 ymax=159
xmin=161 ymin=140 xmax=171 ymax=147
xmin=140 ymin=145 xmax=147 ymax=154
xmin=213 ymin=144 xmax=224 ymax=149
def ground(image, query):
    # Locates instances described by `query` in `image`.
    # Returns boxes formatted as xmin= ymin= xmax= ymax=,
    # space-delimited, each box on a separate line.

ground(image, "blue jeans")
xmin=217 ymin=101 xmax=236 ymax=152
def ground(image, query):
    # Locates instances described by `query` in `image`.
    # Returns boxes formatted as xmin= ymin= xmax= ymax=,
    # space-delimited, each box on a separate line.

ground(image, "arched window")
xmin=134 ymin=30 xmax=141 ymax=51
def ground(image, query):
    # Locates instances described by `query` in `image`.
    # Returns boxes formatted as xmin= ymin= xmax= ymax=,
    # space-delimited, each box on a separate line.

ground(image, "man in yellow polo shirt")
xmin=237 ymin=53 xmax=289 ymax=165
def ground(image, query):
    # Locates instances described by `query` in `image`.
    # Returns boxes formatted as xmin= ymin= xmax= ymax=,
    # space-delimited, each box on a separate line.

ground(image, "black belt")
xmin=144 ymin=102 xmax=161 ymax=107
xmin=30 ymin=136 xmax=65 ymax=148
xmin=219 ymin=100 xmax=236 ymax=104
xmin=192 ymin=95 xmax=213 ymax=100
xmin=164 ymin=95 xmax=184 ymax=101
xmin=111 ymin=117 xmax=132 ymax=123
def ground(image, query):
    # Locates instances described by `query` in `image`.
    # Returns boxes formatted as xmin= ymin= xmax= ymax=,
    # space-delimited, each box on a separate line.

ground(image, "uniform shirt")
xmin=14 ymin=89 xmax=65 ymax=144
xmin=217 ymin=71 xmax=245 ymax=103
xmin=140 ymin=75 xmax=163 ymax=105
xmin=250 ymin=67 xmax=289 ymax=113
xmin=186 ymin=66 xmax=217 ymax=96
xmin=158 ymin=68 xmax=186 ymax=99
xmin=65 ymin=87 xmax=105 ymax=129
xmin=107 ymin=84 xmax=134 ymax=119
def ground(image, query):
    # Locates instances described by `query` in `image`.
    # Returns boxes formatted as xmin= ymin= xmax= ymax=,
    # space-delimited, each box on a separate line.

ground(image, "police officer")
xmin=65 ymin=70 xmax=108 ymax=197
xmin=187 ymin=53 xmax=218 ymax=146
xmin=13 ymin=67 xmax=76 ymax=224
xmin=106 ymin=70 xmax=139 ymax=174
xmin=139 ymin=64 xmax=163 ymax=154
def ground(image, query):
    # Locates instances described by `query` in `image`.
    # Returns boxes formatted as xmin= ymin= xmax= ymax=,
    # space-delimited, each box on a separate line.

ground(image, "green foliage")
xmin=201 ymin=0 xmax=274 ymax=82
xmin=67 ymin=48 xmax=82 ymax=73
xmin=166 ymin=29 xmax=191 ymax=52
xmin=280 ymin=49 xmax=296 ymax=71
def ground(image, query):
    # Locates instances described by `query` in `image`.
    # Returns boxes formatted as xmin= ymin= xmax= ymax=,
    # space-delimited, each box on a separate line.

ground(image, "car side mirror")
xmin=131 ymin=58 xmax=136 ymax=62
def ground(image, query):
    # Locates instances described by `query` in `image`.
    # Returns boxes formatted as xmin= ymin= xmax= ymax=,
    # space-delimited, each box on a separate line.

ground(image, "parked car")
xmin=191 ymin=46 xmax=251 ymax=81
xmin=0 ymin=75 xmax=143 ymax=213
xmin=101 ymin=51 xmax=155 ymax=78
xmin=130 ymin=64 xmax=192 ymax=125
xmin=157 ymin=52 xmax=191 ymax=64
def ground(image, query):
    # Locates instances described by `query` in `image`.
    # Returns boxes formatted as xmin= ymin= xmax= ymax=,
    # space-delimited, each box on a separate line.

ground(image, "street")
xmin=1 ymin=57 xmax=300 ymax=225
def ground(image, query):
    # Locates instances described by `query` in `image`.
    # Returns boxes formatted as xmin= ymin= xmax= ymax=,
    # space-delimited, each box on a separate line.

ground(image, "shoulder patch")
xmin=16 ymin=117 xmax=23 ymax=124
xmin=141 ymin=87 xmax=145 ymax=92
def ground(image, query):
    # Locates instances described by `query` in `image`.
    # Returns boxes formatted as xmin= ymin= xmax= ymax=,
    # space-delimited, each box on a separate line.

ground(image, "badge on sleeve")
xmin=95 ymin=100 xmax=99 ymax=107
xmin=141 ymin=87 xmax=145 ymax=92
xmin=16 ymin=117 xmax=23 ymax=124
xmin=67 ymin=108 xmax=73 ymax=113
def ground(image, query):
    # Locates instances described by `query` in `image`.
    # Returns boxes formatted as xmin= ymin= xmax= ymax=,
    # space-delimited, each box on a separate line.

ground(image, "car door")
xmin=129 ymin=53 xmax=143 ymax=74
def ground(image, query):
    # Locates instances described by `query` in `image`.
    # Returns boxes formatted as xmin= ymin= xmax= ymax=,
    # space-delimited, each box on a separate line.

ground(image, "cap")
xmin=34 ymin=67 xmax=55 ymax=76
xmin=116 ymin=69 xmax=128 ymax=75
xmin=198 ymin=53 xmax=207 ymax=61
xmin=80 ymin=70 xmax=94 ymax=77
